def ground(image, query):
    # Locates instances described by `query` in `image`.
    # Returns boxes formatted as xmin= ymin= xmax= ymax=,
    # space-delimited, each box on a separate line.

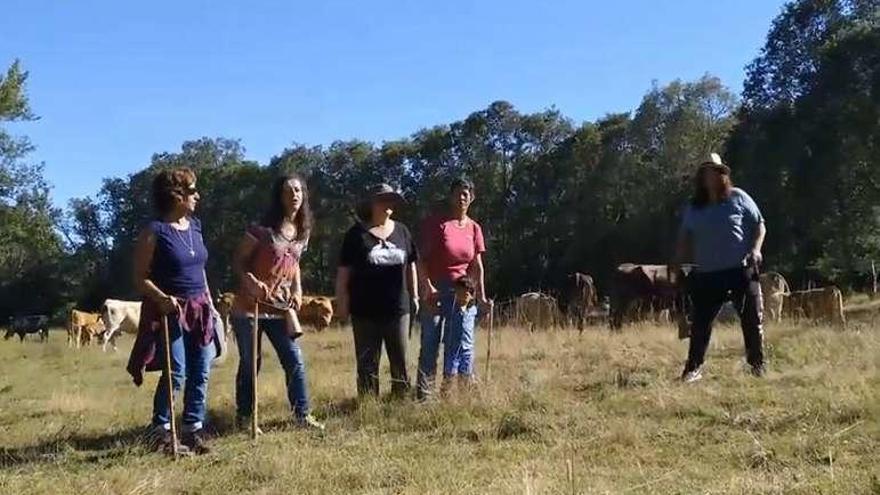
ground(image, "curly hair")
xmin=151 ymin=167 xmax=196 ymax=216
xmin=261 ymin=174 xmax=312 ymax=241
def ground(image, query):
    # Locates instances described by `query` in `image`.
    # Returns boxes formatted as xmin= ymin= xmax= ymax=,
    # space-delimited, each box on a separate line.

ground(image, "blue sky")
xmin=2 ymin=0 xmax=788 ymax=207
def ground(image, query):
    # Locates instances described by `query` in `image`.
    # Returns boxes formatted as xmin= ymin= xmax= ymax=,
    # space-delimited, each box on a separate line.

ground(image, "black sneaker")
xmin=235 ymin=416 xmax=264 ymax=435
xmin=181 ymin=429 xmax=212 ymax=455
xmin=749 ymin=364 xmax=766 ymax=378
xmin=147 ymin=426 xmax=191 ymax=456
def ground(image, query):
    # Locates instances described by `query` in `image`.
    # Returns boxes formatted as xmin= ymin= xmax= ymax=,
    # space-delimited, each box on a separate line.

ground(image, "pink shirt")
xmin=420 ymin=214 xmax=486 ymax=283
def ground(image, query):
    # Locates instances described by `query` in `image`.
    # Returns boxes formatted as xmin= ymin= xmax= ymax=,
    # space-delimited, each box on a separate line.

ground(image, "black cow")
xmin=4 ymin=315 xmax=50 ymax=342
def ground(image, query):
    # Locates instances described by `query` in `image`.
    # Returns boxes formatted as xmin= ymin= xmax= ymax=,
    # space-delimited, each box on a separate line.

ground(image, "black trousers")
xmin=685 ymin=268 xmax=764 ymax=372
xmin=351 ymin=314 xmax=410 ymax=397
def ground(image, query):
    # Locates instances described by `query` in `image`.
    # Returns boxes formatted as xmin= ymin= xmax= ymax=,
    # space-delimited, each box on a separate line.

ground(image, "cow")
xmin=759 ymin=272 xmax=790 ymax=323
xmin=300 ymin=296 xmax=334 ymax=331
xmin=564 ymin=272 xmax=598 ymax=331
xmin=4 ymin=315 xmax=50 ymax=342
xmin=79 ymin=320 xmax=106 ymax=347
xmin=516 ymin=292 xmax=560 ymax=331
xmin=609 ymin=263 xmax=691 ymax=331
xmin=215 ymin=292 xmax=236 ymax=336
xmin=785 ymin=286 xmax=846 ymax=327
xmin=67 ymin=309 xmax=102 ymax=348
xmin=100 ymin=299 xmax=142 ymax=351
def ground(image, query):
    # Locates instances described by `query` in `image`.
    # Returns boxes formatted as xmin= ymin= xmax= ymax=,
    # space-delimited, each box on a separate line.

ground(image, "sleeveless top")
xmin=148 ymin=217 xmax=209 ymax=298
xmin=234 ymin=224 xmax=308 ymax=316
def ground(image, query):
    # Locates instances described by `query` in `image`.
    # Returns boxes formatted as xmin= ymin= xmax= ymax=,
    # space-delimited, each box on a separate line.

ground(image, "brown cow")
xmin=565 ymin=272 xmax=598 ymax=331
xmin=68 ymin=309 xmax=102 ymax=348
xmin=786 ymin=286 xmax=846 ymax=327
xmin=759 ymin=272 xmax=790 ymax=323
xmin=300 ymin=296 xmax=334 ymax=331
xmin=609 ymin=264 xmax=689 ymax=330
xmin=79 ymin=320 xmax=105 ymax=347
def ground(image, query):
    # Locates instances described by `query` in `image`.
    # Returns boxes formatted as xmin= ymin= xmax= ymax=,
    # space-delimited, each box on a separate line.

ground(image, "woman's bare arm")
xmin=335 ymin=266 xmax=351 ymax=320
xmin=133 ymin=228 xmax=177 ymax=313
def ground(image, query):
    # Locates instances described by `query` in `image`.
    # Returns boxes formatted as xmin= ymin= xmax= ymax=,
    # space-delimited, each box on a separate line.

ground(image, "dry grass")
xmin=1 ymin=320 xmax=879 ymax=494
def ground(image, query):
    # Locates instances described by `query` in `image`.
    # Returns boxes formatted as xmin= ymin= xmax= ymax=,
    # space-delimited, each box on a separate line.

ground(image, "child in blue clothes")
xmin=442 ymin=276 xmax=479 ymax=393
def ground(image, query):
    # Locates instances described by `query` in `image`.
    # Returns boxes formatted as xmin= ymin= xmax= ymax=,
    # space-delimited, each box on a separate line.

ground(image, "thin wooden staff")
xmin=485 ymin=300 xmax=495 ymax=382
xmin=161 ymin=315 xmax=179 ymax=459
xmin=252 ymin=301 xmax=260 ymax=440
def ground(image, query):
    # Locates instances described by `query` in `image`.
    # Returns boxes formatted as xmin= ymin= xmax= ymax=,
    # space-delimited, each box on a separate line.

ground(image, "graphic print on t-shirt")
xmin=367 ymin=239 xmax=407 ymax=266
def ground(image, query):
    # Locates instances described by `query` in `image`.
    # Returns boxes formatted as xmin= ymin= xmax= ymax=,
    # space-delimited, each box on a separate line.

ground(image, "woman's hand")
xmin=158 ymin=295 xmax=180 ymax=315
xmin=291 ymin=291 xmax=303 ymax=311
xmin=246 ymin=273 xmax=270 ymax=300
xmin=478 ymin=297 xmax=493 ymax=314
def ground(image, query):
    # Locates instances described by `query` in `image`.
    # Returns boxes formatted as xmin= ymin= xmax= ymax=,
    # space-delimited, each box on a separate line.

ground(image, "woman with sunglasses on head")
xmin=230 ymin=174 xmax=324 ymax=431
xmin=127 ymin=167 xmax=220 ymax=455
xmin=335 ymin=183 xmax=419 ymax=398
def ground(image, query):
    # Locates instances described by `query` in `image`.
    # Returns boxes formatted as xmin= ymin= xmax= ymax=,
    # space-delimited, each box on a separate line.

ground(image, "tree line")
xmin=1 ymin=0 xmax=879 ymax=322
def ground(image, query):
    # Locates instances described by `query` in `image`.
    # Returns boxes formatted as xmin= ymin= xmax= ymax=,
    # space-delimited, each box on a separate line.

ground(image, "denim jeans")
xmin=152 ymin=317 xmax=215 ymax=433
xmin=233 ymin=316 xmax=311 ymax=419
xmin=443 ymin=305 xmax=478 ymax=377
xmin=417 ymin=281 xmax=456 ymax=398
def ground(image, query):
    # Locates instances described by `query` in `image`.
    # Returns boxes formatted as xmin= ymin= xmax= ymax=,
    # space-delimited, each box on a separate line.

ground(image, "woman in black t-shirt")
xmin=335 ymin=183 xmax=419 ymax=397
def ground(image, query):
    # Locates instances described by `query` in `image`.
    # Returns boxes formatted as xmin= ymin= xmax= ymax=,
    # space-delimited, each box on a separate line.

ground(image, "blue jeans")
xmin=233 ymin=316 xmax=311 ymax=419
xmin=417 ymin=281 xmax=456 ymax=397
xmin=443 ymin=305 xmax=478 ymax=377
xmin=152 ymin=318 xmax=215 ymax=432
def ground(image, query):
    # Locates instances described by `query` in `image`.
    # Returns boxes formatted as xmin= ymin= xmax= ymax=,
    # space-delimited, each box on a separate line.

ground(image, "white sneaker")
xmin=681 ymin=367 xmax=703 ymax=384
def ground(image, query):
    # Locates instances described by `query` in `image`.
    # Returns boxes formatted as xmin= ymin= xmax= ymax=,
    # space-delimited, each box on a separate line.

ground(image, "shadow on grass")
xmin=0 ymin=425 xmax=150 ymax=469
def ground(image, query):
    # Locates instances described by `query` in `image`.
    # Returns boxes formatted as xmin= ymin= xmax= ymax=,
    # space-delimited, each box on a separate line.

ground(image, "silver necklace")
xmin=172 ymin=222 xmax=196 ymax=257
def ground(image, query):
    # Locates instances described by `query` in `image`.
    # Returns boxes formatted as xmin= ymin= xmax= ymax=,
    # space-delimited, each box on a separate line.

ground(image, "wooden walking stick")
xmin=485 ymin=300 xmax=495 ymax=382
xmin=161 ymin=315 xmax=179 ymax=459
xmin=252 ymin=302 xmax=260 ymax=440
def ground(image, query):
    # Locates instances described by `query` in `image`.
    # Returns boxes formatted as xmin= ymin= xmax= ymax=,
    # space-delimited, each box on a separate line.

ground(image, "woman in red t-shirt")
xmin=416 ymin=178 xmax=489 ymax=400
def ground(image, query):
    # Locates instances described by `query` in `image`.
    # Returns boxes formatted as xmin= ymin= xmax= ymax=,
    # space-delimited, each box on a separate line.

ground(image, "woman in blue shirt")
xmin=676 ymin=154 xmax=767 ymax=383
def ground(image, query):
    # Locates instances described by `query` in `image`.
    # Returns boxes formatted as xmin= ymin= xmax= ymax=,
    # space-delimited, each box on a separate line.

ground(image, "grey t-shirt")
xmin=680 ymin=187 xmax=764 ymax=273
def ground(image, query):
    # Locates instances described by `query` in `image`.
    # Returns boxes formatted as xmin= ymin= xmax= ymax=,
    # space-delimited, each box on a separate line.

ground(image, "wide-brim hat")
xmin=697 ymin=153 xmax=731 ymax=175
xmin=366 ymin=183 xmax=404 ymax=204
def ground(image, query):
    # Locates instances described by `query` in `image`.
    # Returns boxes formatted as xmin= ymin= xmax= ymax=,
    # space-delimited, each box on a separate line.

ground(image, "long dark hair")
xmin=261 ymin=174 xmax=312 ymax=241
xmin=691 ymin=166 xmax=733 ymax=208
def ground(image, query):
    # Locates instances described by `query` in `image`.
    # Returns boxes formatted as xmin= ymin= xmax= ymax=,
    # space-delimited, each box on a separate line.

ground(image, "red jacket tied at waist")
xmin=126 ymin=292 xmax=215 ymax=386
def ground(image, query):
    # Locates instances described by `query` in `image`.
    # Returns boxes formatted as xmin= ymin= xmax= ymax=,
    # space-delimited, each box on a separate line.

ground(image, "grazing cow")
xmin=759 ymin=272 xmax=790 ymax=323
xmin=100 ymin=299 xmax=142 ymax=351
xmin=516 ymin=292 xmax=560 ymax=331
xmin=215 ymin=292 xmax=236 ymax=336
xmin=609 ymin=264 xmax=689 ymax=330
xmin=67 ymin=309 xmax=101 ymax=348
xmin=565 ymin=272 xmax=598 ymax=331
xmin=300 ymin=296 xmax=335 ymax=331
xmin=786 ymin=286 xmax=846 ymax=327
xmin=79 ymin=321 xmax=106 ymax=347
xmin=4 ymin=315 xmax=50 ymax=342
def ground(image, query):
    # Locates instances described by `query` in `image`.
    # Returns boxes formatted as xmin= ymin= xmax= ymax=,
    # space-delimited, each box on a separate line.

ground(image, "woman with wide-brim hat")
xmin=335 ymin=183 xmax=419 ymax=397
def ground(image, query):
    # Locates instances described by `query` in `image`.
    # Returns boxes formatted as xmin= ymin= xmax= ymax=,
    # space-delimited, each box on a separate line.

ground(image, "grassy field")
xmin=1 ymin=319 xmax=879 ymax=494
